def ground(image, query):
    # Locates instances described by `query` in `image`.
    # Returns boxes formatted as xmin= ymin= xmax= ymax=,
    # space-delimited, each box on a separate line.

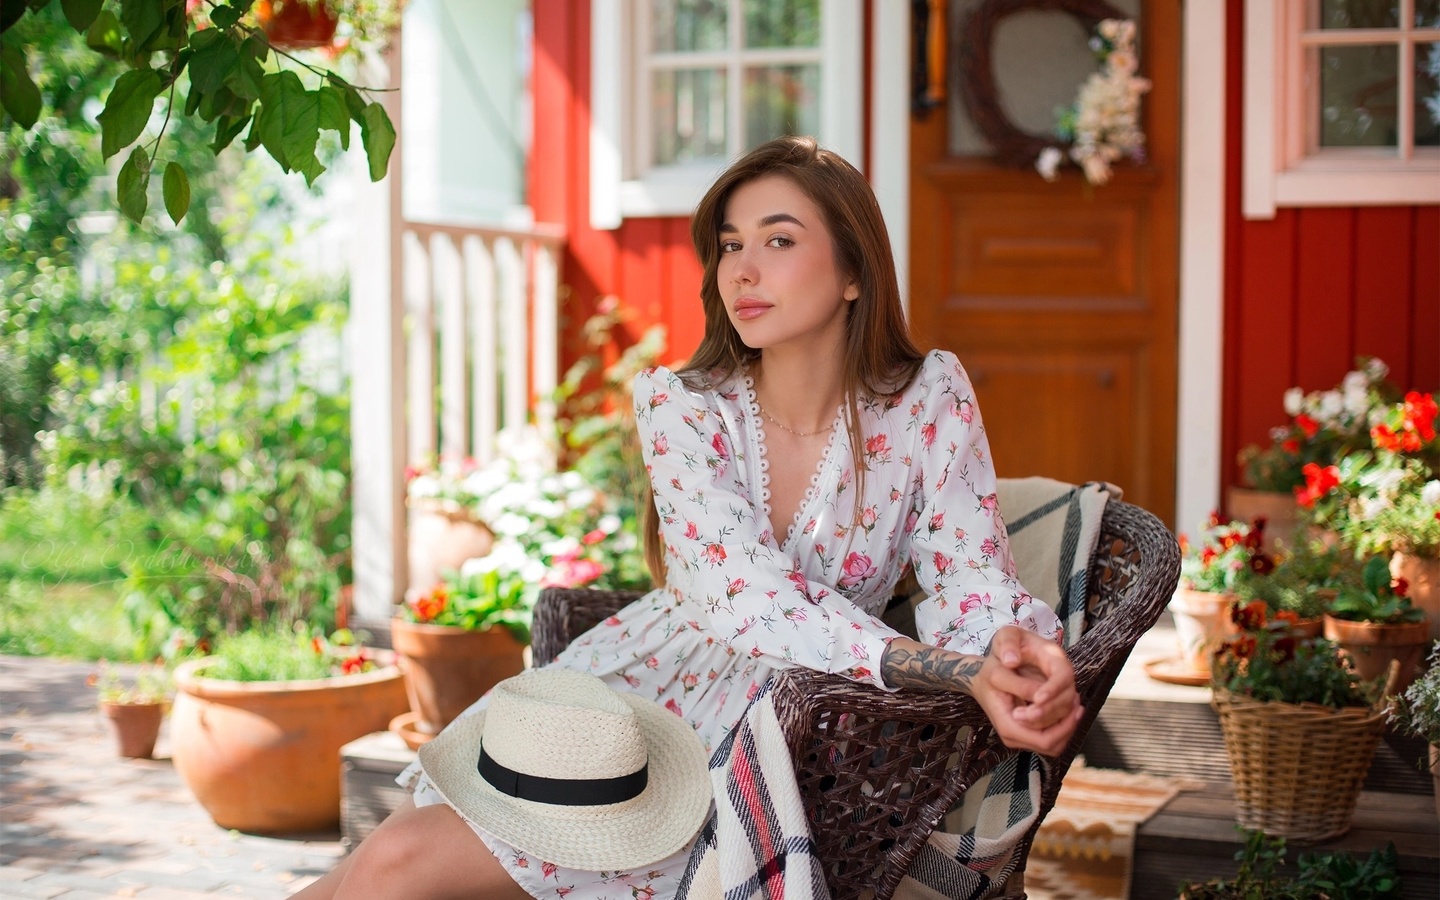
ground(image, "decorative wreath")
xmin=955 ymin=0 xmax=1130 ymax=167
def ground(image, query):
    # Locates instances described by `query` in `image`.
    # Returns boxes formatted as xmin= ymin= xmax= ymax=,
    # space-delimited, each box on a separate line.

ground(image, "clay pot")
xmin=1392 ymin=552 xmax=1440 ymax=645
xmin=1168 ymin=587 xmax=1236 ymax=674
xmin=170 ymin=657 xmax=408 ymax=833
xmin=253 ymin=0 xmax=339 ymax=49
xmin=407 ymin=503 xmax=494 ymax=594
xmin=390 ymin=619 xmax=526 ymax=734
xmin=102 ymin=702 xmax=165 ymax=759
xmin=1322 ymin=614 xmax=1430 ymax=694
xmin=1225 ymin=486 xmax=1302 ymax=553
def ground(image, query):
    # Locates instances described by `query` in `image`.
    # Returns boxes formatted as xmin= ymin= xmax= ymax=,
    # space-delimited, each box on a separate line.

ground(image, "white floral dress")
xmin=401 ymin=349 xmax=1061 ymax=900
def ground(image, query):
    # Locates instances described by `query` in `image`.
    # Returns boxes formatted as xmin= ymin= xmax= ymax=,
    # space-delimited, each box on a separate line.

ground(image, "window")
xmin=591 ymin=0 xmax=861 ymax=228
xmin=1244 ymin=0 xmax=1440 ymax=218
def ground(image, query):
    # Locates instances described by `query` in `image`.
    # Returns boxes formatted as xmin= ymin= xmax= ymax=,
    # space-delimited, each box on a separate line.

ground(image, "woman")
xmin=298 ymin=136 xmax=1082 ymax=899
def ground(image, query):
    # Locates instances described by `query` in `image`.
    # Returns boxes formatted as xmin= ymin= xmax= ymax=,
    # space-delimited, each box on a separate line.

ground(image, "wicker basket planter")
xmin=1211 ymin=690 xmax=1388 ymax=843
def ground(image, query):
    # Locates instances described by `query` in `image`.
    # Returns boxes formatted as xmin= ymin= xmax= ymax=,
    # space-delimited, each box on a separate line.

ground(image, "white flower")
xmin=1283 ymin=387 xmax=1304 ymax=417
xmin=1343 ymin=386 xmax=1370 ymax=417
xmin=1371 ymin=468 xmax=1407 ymax=498
xmin=1422 ymin=480 xmax=1440 ymax=507
xmin=1318 ymin=390 xmax=1344 ymax=422
xmin=1364 ymin=357 xmax=1390 ymax=382
xmin=1035 ymin=147 xmax=1063 ymax=182
xmin=541 ymin=536 xmax=582 ymax=559
xmin=1358 ymin=495 xmax=1392 ymax=521
xmin=599 ymin=513 xmax=622 ymax=534
xmin=408 ymin=475 xmax=441 ymax=498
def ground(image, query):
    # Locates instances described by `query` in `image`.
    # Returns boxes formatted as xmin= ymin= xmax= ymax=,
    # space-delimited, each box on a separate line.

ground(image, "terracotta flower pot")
xmin=407 ymin=502 xmax=494 ymax=594
xmin=101 ymin=701 xmax=165 ymax=759
xmin=1225 ymin=486 xmax=1302 ymax=553
xmin=1168 ymin=587 xmax=1236 ymax=674
xmin=1391 ymin=552 xmax=1440 ymax=645
xmin=170 ymin=657 xmax=408 ymax=834
xmin=390 ymin=619 xmax=526 ymax=735
xmin=1322 ymin=614 xmax=1430 ymax=694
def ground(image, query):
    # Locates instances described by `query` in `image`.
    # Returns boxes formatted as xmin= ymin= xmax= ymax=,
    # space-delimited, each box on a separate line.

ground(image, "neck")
xmin=753 ymin=348 xmax=846 ymax=434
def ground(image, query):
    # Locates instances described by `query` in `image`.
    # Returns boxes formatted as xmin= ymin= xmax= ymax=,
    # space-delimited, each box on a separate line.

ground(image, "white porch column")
xmin=350 ymin=32 xmax=408 ymax=637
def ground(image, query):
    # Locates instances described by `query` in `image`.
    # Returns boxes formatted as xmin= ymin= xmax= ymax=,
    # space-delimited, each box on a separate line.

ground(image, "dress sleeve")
xmin=634 ymin=367 xmax=899 ymax=690
xmin=905 ymin=355 xmax=1063 ymax=654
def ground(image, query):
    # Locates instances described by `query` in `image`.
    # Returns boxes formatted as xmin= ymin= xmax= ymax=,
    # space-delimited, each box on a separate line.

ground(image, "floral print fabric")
xmin=401 ymin=349 xmax=1060 ymax=900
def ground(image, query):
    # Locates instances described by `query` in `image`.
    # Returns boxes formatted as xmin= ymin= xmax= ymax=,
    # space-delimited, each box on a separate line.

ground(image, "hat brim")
xmin=418 ymin=691 xmax=712 ymax=871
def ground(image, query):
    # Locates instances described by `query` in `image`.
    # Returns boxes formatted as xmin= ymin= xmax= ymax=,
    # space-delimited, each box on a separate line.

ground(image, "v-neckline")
xmin=741 ymin=372 xmax=845 ymax=554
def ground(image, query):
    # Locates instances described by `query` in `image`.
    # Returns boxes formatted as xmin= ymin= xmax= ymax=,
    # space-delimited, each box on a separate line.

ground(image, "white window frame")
xmin=591 ymin=0 xmax=863 ymax=229
xmin=1244 ymin=0 xmax=1440 ymax=219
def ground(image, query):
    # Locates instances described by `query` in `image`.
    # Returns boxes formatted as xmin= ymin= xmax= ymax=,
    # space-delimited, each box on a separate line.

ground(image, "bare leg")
xmin=292 ymin=799 xmax=532 ymax=900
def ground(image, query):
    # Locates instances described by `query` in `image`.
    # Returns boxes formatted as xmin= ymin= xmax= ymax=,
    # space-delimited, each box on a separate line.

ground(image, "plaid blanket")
xmin=676 ymin=684 xmax=1044 ymax=900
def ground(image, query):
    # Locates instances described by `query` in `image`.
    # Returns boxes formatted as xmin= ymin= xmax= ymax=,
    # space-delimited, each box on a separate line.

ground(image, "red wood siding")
xmin=532 ymin=0 xmax=702 ymax=371
xmin=1222 ymin=0 xmax=1440 ymax=494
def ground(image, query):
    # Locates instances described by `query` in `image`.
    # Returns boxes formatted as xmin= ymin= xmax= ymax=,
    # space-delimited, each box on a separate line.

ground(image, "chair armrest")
xmin=531 ymin=587 xmax=645 ymax=666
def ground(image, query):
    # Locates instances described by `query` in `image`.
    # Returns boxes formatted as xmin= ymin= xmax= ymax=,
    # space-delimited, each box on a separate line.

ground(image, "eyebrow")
xmin=718 ymin=213 xmax=807 ymax=233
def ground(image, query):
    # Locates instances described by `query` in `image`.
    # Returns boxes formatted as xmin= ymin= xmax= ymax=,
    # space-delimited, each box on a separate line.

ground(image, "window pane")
xmin=1314 ymin=0 xmax=1398 ymax=28
xmin=1316 ymin=44 xmax=1399 ymax=147
xmin=1417 ymin=0 xmax=1440 ymax=27
xmin=651 ymin=0 xmax=727 ymax=53
xmin=744 ymin=0 xmax=820 ymax=49
xmin=742 ymin=65 xmax=820 ymax=150
xmin=652 ymin=68 xmax=728 ymax=164
xmin=1418 ymin=43 xmax=1440 ymax=146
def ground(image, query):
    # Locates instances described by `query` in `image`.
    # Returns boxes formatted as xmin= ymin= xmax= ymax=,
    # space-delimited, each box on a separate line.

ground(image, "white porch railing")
xmin=399 ymin=220 xmax=564 ymax=467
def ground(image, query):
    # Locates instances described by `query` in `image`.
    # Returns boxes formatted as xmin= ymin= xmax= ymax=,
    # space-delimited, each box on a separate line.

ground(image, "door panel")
xmin=909 ymin=1 xmax=1180 ymax=523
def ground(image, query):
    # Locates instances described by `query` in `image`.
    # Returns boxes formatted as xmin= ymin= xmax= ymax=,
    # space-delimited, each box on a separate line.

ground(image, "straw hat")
xmin=418 ymin=667 xmax=711 ymax=870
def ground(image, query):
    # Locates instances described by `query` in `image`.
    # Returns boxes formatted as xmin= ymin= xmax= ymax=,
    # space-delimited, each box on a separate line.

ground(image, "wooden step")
xmin=1132 ymin=782 xmax=1439 ymax=899
xmin=340 ymin=730 xmax=415 ymax=849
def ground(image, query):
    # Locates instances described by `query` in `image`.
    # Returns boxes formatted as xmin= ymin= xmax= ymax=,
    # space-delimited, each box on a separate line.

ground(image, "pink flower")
xmin=921 ymin=422 xmax=937 ymax=448
xmin=860 ymin=506 xmax=878 ymax=529
xmin=928 ymin=512 xmax=944 ymax=533
xmin=956 ymin=399 xmax=975 ymax=423
xmin=933 ymin=551 xmax=954 ymax=574
xmin=644 ymin=656 xmax=660 ymax=669
xmin=681 ymin=673 xmax=699 ymax=690
xmin=726 ymin=577 xmax=747 ymax=598
xmin=979 ymin=493 xmax=998 ymax=515
xmin=702 ymin=543 xmax=727 ymax=565
xmin=648 ymin=392 xmax=668 ymax=408
xmin=839 ymin=552 xmax=878 ymax=587
xmin=959 ymin=592 xmax=986 ymax=613
xmin=865 ymin=433 xmax=891 ymax=460
xmin=782 ymin=607 xmax=807 ymax=622
xmin=652 ymin=435 xmax=669 ymax=455
xmin=850 ymin=643 xmax=870 ymax=660
xmin=684 ymin=521 xmax=700 ymax=540
xmin=582 ymin=529 xmax=606 ymax=545
xmin=711 ymin=432 xmax=729 ymax=458
xmin=747 ymin=681 xmax=761 ymax=700
xmin=665 ymin=698 xmax=683 ymax=716
xmin=980 ymin=537 xmax=1000 ymax=557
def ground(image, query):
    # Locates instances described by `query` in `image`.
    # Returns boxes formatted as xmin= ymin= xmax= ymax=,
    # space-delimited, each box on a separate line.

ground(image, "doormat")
xmin=1021 ymin=761 xmax=1200 ymax=900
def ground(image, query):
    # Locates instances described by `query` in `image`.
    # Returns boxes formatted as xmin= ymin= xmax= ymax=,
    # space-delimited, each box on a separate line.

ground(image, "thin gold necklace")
xmin=759 ymin=404 xmax=834 ymax=438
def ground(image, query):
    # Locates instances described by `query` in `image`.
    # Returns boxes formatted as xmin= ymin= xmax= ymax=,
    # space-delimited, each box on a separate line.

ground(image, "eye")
xmin=768 ymin=236 xmax=794 ymax=249
xmin=719 ymin=239 xmax=741 ymax=253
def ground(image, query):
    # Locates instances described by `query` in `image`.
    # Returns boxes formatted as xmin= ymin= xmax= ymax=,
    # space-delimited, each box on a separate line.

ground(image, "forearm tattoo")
xmin=881 ymin=642 xmax=983 ymax=693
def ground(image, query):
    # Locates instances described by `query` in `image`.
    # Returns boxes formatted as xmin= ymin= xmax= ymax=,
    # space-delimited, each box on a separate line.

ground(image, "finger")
xmin=989 ymin=626 xmax=1024 ymax=668
xmin=1013 ymin=685 xmax=1080 ymax=728
xmin=986 ymin=664 xmax=1045 ymax=704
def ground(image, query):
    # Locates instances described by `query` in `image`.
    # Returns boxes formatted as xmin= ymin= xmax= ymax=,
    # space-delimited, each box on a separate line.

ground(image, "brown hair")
xmin=642 ymin=136 xmax=925 ymax=584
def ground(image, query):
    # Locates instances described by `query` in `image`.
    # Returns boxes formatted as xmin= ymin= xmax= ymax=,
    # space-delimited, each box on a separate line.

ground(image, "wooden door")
xmin=908 ymin=1 xmax=1181 ymax=523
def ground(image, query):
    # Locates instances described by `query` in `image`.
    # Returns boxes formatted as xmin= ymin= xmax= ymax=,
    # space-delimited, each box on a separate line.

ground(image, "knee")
xmin=341 ymin=806 xmax=443 ymax=888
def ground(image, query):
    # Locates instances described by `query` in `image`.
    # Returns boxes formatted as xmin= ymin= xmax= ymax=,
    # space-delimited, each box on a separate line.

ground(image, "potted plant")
xmin=1210 ymin=610 xmax=1393 ymax=843
xmin=89 ymin=661 xmax=172 ymax=760
xmin=1388 ymin=640 xmax=1440 ymax=818
xmin=1180 ymin=829 xmax=1402 ymax=898
xmin=170 ymin=626 xmax=407 ymax=834
xmin=1232 ymin=358 xmax=1394 ymax=552
xmin=1171 ymin=515 xmax=1273 ymax=675
xmin=1227 ymin=537 xmax=1354 ymax=638
xmin=1324 ymin=555 xmax=1431 ymax=692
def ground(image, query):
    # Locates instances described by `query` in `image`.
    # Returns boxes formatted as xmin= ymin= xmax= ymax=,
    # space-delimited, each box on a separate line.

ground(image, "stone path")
xmin=1 ymin=655 xmax=343 ymax=898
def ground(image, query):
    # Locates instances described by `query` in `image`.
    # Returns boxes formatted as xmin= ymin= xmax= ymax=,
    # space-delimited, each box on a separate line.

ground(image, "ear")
xmin=844 ymin=280 xmax=860 ymax=302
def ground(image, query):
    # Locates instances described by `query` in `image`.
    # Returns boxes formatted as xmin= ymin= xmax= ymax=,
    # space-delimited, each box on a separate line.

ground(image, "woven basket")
xmin=1212 ymin=690 xmax=1388 ymax=843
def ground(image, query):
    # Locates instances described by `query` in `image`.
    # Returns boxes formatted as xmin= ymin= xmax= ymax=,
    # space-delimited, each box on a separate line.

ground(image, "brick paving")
xmin=1 ymin=655 xmax=345 ymax=898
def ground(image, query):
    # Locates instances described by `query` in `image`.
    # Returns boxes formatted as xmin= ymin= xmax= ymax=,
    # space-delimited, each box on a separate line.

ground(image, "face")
xmin=716 ymin=174 xmax=858 ymax=355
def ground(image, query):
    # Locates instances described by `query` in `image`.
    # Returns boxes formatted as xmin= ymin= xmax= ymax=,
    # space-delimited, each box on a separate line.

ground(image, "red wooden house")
xmin=347 ymin=1 xmax=1439 ymax=626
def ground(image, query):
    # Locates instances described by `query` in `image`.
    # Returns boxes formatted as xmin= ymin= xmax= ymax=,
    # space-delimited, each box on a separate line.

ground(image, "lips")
xmin=733 ymin=297 xmax=772 ymax=321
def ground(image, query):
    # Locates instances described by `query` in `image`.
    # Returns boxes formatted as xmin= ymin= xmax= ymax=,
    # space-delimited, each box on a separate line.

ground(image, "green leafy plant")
xmin=1330 ymin=555 xmax=1427 ymax=625
xmin=1211 ymin=602 xmax=1381 ymax=708
xmin=1389 ymin=640 xmax=1440 ymax=748
xmin=88 ymin=659 xmax=171 ymax=705
xmin=399 ymin=563 xmax=533 ymax=643
xmin=2 ymin=0 xmax=396 ymax=226
xmin=201 ymin=625 xmax=377 ymax=682
xmin=1179 ymin=828 xmax=1401 ymax=899
xmin=1228 ymin=537 xmax=1353 ymax=620
xmin=1179 ymin=514 xmax=1274 ymax=594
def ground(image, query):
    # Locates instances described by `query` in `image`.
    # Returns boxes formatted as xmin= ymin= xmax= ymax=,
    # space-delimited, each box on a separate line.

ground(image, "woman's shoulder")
xmin=903 ymin=349 xmax=973 ymax=397
xmin=633 ymin=364 xmax=747 ymax=411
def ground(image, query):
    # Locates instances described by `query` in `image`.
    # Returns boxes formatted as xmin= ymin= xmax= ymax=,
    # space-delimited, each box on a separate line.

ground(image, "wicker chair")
xmin=531 ymin=499 xmax=1179 ymax=900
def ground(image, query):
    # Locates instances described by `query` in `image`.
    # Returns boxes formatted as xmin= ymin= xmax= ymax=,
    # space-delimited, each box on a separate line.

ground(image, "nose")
xmin=728 ymin=245 xmax=757 ymax=286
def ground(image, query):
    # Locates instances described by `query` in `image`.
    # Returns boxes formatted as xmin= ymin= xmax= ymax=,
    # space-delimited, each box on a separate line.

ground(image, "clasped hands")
xmin=972 ymin=625 xmax=1083 ymax=756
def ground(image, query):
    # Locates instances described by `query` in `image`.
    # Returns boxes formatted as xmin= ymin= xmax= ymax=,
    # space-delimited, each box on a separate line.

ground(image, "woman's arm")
xmin=881 ymin=627 xmax=1082 ymax=756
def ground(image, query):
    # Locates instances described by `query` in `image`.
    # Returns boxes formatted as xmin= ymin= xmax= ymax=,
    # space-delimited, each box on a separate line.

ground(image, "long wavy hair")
xmin=642 ymin=136 xmax=925 ymax=584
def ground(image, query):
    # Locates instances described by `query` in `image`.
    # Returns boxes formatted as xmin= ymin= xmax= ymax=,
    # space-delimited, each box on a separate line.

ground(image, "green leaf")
xmin=256 ymin=70 xmax=324 ymax=184
xmin=163 ymin=161 xmax=190 ymax=224
xmin=188 ymin=27 xmax=240 ymax=94
xmin=85 ymin=9 xmax=124 ymax=55
xmin=317 ymin=84 xmax=349 ymax=150
xmin=210 ymin=113 xmax=250 ymax=152
xmin=97 ymin=67 xmax=161 ymax=159
xmin=226 ymin=51 xmax=265 ymax=101
xmin=120 ymin=0 xmax=165 ymax=49
xmin=358 ymin=101 xmax=395 ymax=182
xmin=210 ymin=4 xmax=243 ymax=28
xmin=61 ymin=0 xmax=104 ymax=31
xmin=0 ymin=44 xmax=40 ymax=129
xmin=117 ymin=145 xmax=150 ymax=224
